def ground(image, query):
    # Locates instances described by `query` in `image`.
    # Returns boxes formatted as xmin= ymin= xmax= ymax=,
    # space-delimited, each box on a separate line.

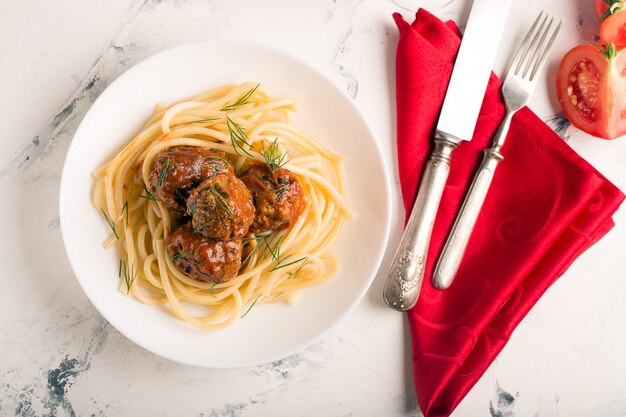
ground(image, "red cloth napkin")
xmin=395 ymin=9 xmax=625 ymax=417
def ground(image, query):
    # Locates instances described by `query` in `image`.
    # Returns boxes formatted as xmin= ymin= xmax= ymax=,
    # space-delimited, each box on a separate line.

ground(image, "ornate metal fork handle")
xmin=432 ymin=12 xmax=562 ymax=290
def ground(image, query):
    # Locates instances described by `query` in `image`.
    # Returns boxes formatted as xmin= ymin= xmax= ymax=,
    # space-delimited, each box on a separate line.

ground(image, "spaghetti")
xmin=92 ymin=82 xmax=351 ymax=330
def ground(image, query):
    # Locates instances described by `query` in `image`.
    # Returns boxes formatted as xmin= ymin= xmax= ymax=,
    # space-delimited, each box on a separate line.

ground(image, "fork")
xmin=432 ymin=11 xmax=563 ymax=290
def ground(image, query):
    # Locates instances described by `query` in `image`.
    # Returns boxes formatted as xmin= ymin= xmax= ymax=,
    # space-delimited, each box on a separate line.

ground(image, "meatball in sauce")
xmin=166 ymin=223 xmax=242 ymax=283
xmin=186 ymin=172 xmax=255 ymax=240
xmin=149 ymin=146 xmax=232 ymax=211
xmin=240 ymin=163 xmax=306 ymax=233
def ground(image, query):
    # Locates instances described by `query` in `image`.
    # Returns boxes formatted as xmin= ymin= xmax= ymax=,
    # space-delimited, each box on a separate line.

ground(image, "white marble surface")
xmin=1 ymin=0 xmax=625 ymax=416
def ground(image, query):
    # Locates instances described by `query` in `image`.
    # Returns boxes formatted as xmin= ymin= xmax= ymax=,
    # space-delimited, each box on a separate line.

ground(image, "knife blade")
xmin=383 ymin=0 xmax=511 ymax=311
xmin=437 ymin=0 xmax=512 ymax=142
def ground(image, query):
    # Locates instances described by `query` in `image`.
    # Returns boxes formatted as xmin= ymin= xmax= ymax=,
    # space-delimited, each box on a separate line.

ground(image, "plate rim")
xmin=59 ymin=38 xmax=392 ymax=368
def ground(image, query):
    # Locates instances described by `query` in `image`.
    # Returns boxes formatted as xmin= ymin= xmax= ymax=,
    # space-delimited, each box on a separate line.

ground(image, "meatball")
xmin=186 ymin=172 xmax=255 ymax=240
xmin=240 ymin=164 xmax=306 ymax=233
xmin=166 ymin=223 xmax=242 ymax=283
xmin=149 ymin=146 xmax=232 ymax=211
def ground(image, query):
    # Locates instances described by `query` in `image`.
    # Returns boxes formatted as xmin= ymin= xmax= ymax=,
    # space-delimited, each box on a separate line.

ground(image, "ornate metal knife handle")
xmin=383 ymin=137 xmax=457 ymax=311
xmin=433 ymin=147 xmax=503 ymax=289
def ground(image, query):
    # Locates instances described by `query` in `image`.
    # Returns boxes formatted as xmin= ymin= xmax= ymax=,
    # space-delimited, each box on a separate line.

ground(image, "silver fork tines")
xmin=503 ymin=11 xmax=563 ymax=118
xmin=531 ymin=18 xmax=562 ymax=80
xmin=511 ymin=12 xmax=563 ymax=82
xmin=431 ymin=11 xmax=562 ymax=290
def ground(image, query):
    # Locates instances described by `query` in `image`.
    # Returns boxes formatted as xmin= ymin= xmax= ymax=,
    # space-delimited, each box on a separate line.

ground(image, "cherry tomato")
xmin=556 ymin=44 xmax=626 ymax=139
xmin=595 ymin=0 xmax=609 ymax=19
xmin=595 ymin=0 xmax=626 ymax=46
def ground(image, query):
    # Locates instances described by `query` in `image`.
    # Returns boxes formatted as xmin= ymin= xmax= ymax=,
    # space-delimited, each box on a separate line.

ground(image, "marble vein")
xmin=331 ymin=0 xmax=366 ymax=99
xmin=0 ymin=0 xmax=163 ymax=182
xmin=489 ymin=383 xmax=517 ymax=417
xmin=545 ymin=112 xmax=572 ymax=141
xmin=1 ymin=304 xmax=111 ymax=417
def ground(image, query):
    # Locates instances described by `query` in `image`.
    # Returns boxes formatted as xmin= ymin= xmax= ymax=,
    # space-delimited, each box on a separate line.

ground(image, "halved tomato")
xmin=556 ymin=44 xmax=626 ymax=139
xmin=595 ymin=0 xmax=626 ymax=46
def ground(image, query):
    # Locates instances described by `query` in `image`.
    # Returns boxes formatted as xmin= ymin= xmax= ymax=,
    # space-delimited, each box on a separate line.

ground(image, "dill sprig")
xmin=101 ymin=208 xmax=119 ymax=239
xmin=257 ymin=177 xmax=290 ymax=207
xmin=203 ymin=184 xmax=234 ymax=219
xmin=260 ymin=234 xmax=308 ymax=273
xmin=270 ymin=255 xmax=308 ymax=272
xmin=242 ymin=235 xmax=266 ymax=244
xmin=241 ymin=235 xmax=266 ymax=265
xmin=208 ymin=281 xmax=218 ymax=297
xmin=172 ymin=249 xmax=187 ymax=261
xmin=192 ymin=223 xmax=206 ymax=234
xmin=138 ymin=182 xmax=159 ymax=202
xmin=260 ymin=139 xmax=289 ymax=173
xmin=241 ymin=294 xmax=262 ymax=318
xmin=208 ymin=272 xmax=225 ymax=298
xmin=119 ymin=259 xmax=137 ymax=294
xmin=221 ymin=83 xmax=260 ymax=111
xmin=263 ymin=235 xmax=284 ymax=261
xmin=205 ymin=155 xmax=232 ymax=174
xmin=121 ymin=201 xmax=129 ymax=227
xmin=154 ymin=159 xmax=170 ymax=190
xmin=206 ymin=155 xmax=232 ymax=166
xmin=257 ymin=182 xmax=290 ymax=206
xmin=242 ymin=233 xmax=309 ymax=280
xmin=226 ymin=114 xmax=254 ymax=157
xmin=287 ymin=257 xmax=310 ymax=278
xmin=183 ymin=117 xmax=220 ymax=125
xmin=273 ymin=183 xmax=289 ymax=206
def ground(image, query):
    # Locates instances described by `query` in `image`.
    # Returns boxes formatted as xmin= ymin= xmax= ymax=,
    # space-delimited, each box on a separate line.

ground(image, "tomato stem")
xmin=600 ymin=0 xmax=624 ymax=22
xmin=601 ymin=43 xmax=618 ymax=60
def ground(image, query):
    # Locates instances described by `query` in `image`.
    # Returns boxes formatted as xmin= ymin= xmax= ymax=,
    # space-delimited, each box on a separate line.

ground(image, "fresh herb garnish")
xmin=242 ymin=235 xmax=266 ymax=243
xmin=121 ymin=201 xmax=129 ymax=227
xmin=269 ymin=255 xmax=308 ymax=272
xmin=208 ymin=281 xmax=218 ymax=297
xmin=257 ymin=183 xmax=289 ymax=199
xmin=139 ymin=182 xmax=159 ymax=202
xmin=242 ymin=233 xmax=308 ymax=278
xmin=202 ymin=184 xmax=234 ymax=219
xmin=208 ymin=272 xmax=225 ymax=298
xmin=221 ymin=83 xmax=260 ymax=111
xmin=260 ymin=138 xmax=289 ymax=173
xmin=183 ymin=117 xmax=220 ymax=125
xmin=119 ymin=259 xmax=137 ymax=294
xmin=213 ymin=183 xmax=230 ymax=199
xmin=226 ymin=114 xmax=254 ymax=156
xmin=259 ymin=234 xmax=308 ymax=273
xmin=273 ymin=185 xmax=289 ymax=206
xmin=263 ymin=235 xmax=284 ymax=261
xmin=101 ymin=208 xmax=119 ymax=239
xmin=172 ymin=249 xmax=187 ymax=260
xmin=206 ymin=155 xmax=232 ymax=167
xmin=241 ymin=235 xmax=266 ymax=265
xmin=206 ymin=156 xmax=231 ymax=175
xmin=192 ymin=223 xmax=206 ymax=234
xmin=256 ymin=178 xmax=290 ymax=207
xmin=154 ymin=159 xmax=170 ymax=190
xmin=287 ymin=257 xmax=310 ymax=278
xmin=240 ymin=294 xmax=262 ymax=318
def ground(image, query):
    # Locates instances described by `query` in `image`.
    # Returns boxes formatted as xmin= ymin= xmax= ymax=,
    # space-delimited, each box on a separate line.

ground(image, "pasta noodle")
xmin=92 ymin=82 xmax=351 ymax=330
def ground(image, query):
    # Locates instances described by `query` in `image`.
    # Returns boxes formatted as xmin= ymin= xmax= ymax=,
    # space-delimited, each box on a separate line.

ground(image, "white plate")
xmin=59 ymin=40 xmax=391 ymax=368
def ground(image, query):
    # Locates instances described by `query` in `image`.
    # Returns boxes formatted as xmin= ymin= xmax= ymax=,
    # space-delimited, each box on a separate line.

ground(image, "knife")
xmin=383 ymin=0 xmax=511 ymax=311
